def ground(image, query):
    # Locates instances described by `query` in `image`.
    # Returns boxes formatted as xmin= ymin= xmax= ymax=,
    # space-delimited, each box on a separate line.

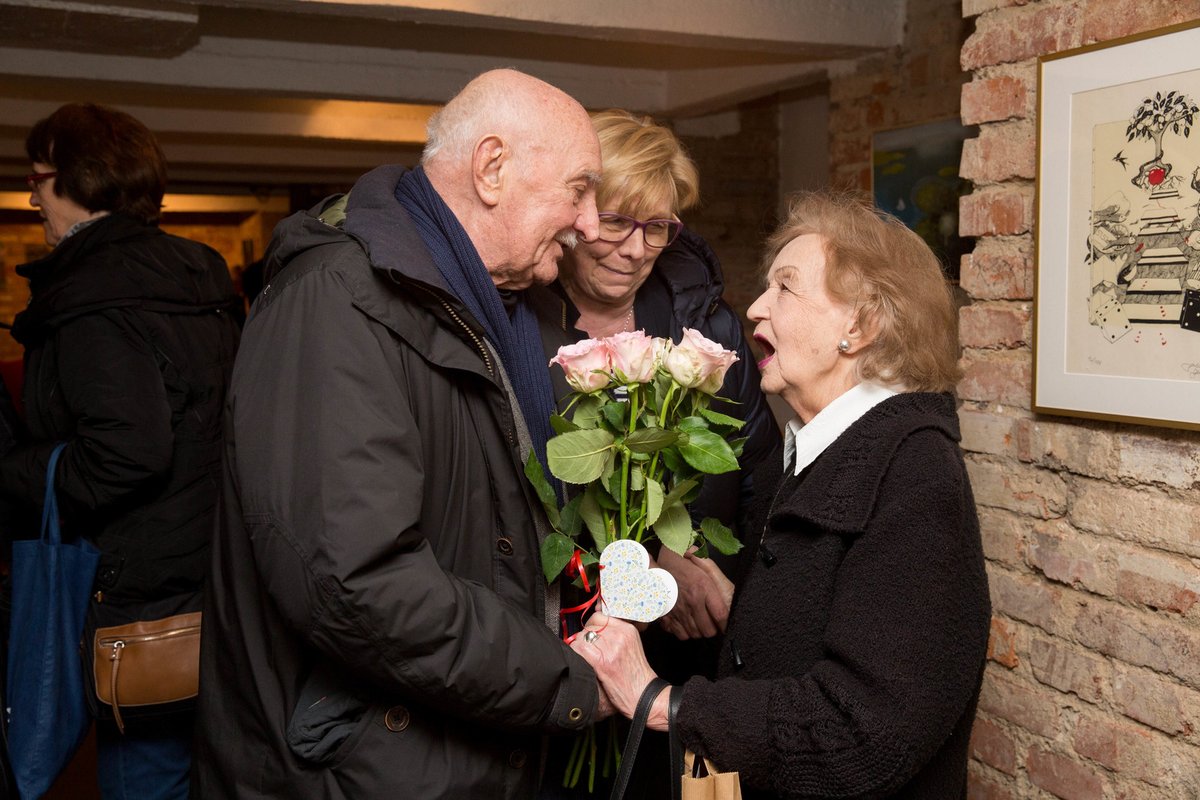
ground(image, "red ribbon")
xmin=560 ymin=549 xmax=605 ymax=642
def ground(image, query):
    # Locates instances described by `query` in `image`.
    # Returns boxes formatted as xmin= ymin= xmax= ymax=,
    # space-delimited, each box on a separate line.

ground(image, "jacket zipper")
xmin=98 ymin=624 xmax=201 ymax=650
xmin=436 ymin=299 xmax=494 ymax=379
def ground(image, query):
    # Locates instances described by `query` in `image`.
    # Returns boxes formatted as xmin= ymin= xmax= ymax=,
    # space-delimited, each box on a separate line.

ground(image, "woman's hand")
xmin=571 ymin=613 xmax=671 ymax=731
xmin=655 ymin=547 xmax=734 ymax=640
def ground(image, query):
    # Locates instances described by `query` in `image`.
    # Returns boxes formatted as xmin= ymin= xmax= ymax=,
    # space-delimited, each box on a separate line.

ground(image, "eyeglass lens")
xmin=597 ymin=213 xmax=681 ymax=248
xmin=26 ymin=171 xmax=56 ymax=189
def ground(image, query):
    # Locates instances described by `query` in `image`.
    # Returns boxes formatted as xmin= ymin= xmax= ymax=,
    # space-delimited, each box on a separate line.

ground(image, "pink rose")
xmin=663 ymin=328 xmax=739 ymax=394
xmin=550 ymin=338 xmax=612 ymax=393
xmin=606 ymin=331 xmax=659 ymax=384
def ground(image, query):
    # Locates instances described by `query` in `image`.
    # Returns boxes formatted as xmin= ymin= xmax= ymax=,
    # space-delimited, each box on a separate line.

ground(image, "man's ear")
xmin=472 ymin=134 xmax=506 ymax=207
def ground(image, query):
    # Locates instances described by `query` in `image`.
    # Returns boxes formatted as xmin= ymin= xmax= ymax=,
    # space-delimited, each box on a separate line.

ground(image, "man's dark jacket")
xmin=0 ymin=213 xmax=240 ymax=602
xmin=194 ymin=166 xmax=597 ymax=799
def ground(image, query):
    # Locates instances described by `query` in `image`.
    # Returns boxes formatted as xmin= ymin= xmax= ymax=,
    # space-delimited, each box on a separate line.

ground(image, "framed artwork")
xmin=1035 ymin=20 xmax=1200 ymax=431
xmin=872 ymin=118 xmax=975 ymax=280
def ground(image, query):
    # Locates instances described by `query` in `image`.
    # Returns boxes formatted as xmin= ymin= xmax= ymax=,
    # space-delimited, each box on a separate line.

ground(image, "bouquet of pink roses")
xmin=526 ymin=327 xmax=747 ymax=598
xmin=526 ymin=328 xmax=747 ymax=791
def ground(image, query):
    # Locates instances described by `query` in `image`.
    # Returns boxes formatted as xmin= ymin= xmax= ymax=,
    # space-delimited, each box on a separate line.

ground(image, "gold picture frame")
xmin=1034 ymin=19 xmax=1200 ymax=431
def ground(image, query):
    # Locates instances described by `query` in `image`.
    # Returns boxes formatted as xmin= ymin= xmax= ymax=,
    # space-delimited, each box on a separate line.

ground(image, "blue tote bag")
xmin=6 ymin=443 xmax=100 ymax=798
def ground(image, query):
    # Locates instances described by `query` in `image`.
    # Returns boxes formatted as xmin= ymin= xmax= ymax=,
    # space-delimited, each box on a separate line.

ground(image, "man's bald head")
xmin=421 ymin=69 xmax=602 ymax=290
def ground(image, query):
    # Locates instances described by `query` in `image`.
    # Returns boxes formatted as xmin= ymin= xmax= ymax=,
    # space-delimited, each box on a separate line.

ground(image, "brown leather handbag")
xmin=91 ymin=610 xmax=202 ymax=733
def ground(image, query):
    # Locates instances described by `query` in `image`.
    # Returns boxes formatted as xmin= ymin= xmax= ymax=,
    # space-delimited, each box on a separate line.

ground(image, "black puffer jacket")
xmin=0 ymin=213 xmax=240 ymax=602
xmin=194 ymin=166 xmax=597 ymax=799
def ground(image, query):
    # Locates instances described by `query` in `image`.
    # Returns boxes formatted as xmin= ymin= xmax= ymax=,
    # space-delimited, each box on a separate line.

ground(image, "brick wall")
xmin=678 ymin=98 xmax=781 ymax=319
xmin=958 ymin=1 xmax=1200 ymax=798
xmin=827 ymin=0 xmax=972 ymax=192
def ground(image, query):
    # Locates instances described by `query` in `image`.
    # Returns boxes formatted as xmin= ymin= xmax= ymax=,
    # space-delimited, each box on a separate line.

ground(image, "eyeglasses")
xmin=25 ymin=171 xmax=57 ymax=189
xmin=596 ymin=212 xmax=683 ymax=249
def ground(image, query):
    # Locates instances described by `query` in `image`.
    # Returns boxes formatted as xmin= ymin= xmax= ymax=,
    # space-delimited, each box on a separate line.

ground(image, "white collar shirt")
xmin=783 ymin=382 xmax=900 ymax=475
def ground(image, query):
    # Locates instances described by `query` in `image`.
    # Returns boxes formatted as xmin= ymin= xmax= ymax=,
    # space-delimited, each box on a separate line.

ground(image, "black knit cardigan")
xmin=675 ymin=392 xmax=991 ymax=799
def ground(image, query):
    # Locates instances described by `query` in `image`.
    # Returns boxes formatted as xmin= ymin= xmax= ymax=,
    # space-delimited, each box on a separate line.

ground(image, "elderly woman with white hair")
xmin=573 ymin=191 xmax=991 ymax=799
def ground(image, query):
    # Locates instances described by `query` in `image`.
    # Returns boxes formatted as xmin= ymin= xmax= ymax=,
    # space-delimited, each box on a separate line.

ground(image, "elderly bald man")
xmin=195 ymin=69 xmax=603 ymax=799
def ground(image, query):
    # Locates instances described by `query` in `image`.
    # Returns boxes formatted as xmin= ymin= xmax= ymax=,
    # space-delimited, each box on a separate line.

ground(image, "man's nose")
xmin=575 ymin=193 xmax=600 ymax=242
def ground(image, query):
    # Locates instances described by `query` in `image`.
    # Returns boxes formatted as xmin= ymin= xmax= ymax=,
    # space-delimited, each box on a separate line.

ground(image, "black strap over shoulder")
xmin=609 ymin=677 xmax=670 ymax=800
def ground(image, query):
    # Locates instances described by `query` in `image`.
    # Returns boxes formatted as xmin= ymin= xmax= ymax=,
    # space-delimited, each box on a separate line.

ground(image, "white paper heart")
xmin=598 ymin=539 xmax=678 ymax=623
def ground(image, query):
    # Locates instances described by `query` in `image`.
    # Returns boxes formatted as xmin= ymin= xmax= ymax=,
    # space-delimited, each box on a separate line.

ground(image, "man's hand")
xmin=655 ymin=547 xmax=733 ymax=640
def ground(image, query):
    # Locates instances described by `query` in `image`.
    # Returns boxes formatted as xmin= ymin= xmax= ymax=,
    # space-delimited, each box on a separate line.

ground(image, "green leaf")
xmin=547 ymin=429 xmax=616 ymax=484
xmin=645 ymin=477 xmax=664 ymax=525
xmin=729 ymin=436 xmax=747 ymax=458
xmin=572 ymin=394 xmax=604 ymax=429
xmin=679 ymin=428 xmax=739 ymax=474
xmin=662 ymin=477 xmax=698 ymax=509
xmin=541 ymin=532 xmax=576 ymax=584
xmin=699 ymin=407 xmax=746 ymax=430
xmin=524 ymin=451 xmax=560 ymax=529
xmin=550 ymin=414 xmax=580 ymax=435
xmin=700 ymin=517 xmax=743 ymax=556
xmin=560 ymin=494 xmax=583 ymax=538
xmin=653 ymin=501 xmax=694 ymax=556
xmin=629 ymin=466 xmax=645 ymax=491
xmin=581 ymin=485 xmax=610 ymax=552
xmin=625 ymin=426 xmax=679 ymax=454
xmin=661 ymin=447 xmax=686 ymax=474
xmin=601 ymin=402 xmax=628 ymax=432
xmin=678 ymin=415 xmax=707 ymax=432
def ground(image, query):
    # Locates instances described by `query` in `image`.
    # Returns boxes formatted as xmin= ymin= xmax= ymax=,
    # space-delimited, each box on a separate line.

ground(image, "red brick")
xmin=1070 ymin=478 xmax=1200 ymax=559
xmin=987 ymin=617 xmax=1020 ymax=669
xmin=1073 ymin=600 xmax=1200 ymax=687
xmin=1025 ymin=746 xmax=1106 ymax=800
xmin=958 ymin=349 xmax=1032 ymax=407
xmin=959 ymin=302 xmax=1032 ymax=349
xmin=961 ymin=122 xmax=1037 ymax=183
xmin=960 ymin=236 xmax=1034 ymax=300
xmin=961 ymin=75 xmax=1031 ymax=125
xmin=967 ymin=768 xmax=1018 ymax=800
xmin=1027 ymin=524 xmax=1112 ymax=595
xmin=989 ymin=568 xmax=1078 ymax=637
xmin=979 ymin=672 xmax=1062 ymax=738
xmin=967 ymin=459 xmax=1067 ymax=519
xmin=1082 ymin=0 xmax=1200 ymax=44
xmin=971 ymin=717 xmax=1018 ymax=774
xmin=1029 ymin=635 xmax=1109 ymax=704
xmin=978 ymin=508 xmax=1028 ymax=568
xmin=1113 ymin=665 xmax=1200 ymax=738
xmin=1073 ymin=716 xmax=1163 ymax=786
xmin=962 ymin=3 xmax=1085 ymax=70
xmin=1114 ymin=549 xmax=1200 ymax=615
xmin=1115 ymin=431 xmax=1200 ymax=490
xmin=959 ymin=407 xmax=1021 ymax=458
xmin=959 ymin=186 xmax=1034 ymax=237
xmin=1015 ymin=418 xmax=1116 ymax=477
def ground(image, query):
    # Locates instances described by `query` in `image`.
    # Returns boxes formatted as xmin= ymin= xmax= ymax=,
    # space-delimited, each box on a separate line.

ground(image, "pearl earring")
xmin=837 ymin=339 xmax=851 ymax=353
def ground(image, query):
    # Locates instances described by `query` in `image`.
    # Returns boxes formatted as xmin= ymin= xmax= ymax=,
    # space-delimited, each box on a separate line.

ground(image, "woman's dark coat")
xmin=0 ymin=213 xmax=240 ymax=602
xmin=676 ymin=392 xmax=991 ymax=799
xmin=193 ymin=166 xmax=597 ymax=799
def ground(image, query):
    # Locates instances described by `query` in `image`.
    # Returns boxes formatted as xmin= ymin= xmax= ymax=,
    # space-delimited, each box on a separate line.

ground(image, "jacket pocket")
xmin=285 ymin=662 xmax=372 ymax=765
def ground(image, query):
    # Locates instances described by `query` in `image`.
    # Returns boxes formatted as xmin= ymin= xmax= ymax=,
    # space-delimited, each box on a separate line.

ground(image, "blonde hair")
xmin=763 ymin=191 xmax=962 ymax=393
xmin=590 ymin=109 xmax=700 ymax=218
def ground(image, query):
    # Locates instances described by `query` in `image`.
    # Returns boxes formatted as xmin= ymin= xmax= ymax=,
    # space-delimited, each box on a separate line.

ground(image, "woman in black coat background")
xmin=0 ymin=103 xmax=240 ymax=800
xmin=573 ymin=191 xmax=991 ymax=799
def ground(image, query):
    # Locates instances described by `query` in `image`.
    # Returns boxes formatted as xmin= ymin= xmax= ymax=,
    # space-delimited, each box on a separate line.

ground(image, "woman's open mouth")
xmin=754 ymin=333 xmax=775 ymax=370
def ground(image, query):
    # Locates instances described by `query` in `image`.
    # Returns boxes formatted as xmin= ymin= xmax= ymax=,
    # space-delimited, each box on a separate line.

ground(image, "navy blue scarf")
xmin=394 ymin=167 xmax=559 ymax=493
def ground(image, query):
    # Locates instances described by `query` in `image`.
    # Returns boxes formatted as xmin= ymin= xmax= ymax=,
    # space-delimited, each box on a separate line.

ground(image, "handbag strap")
xmin=668 ymin=684 xmax=685 ymax=800
xmin=608 ymin=676 xmax=670 ymax=800
xmin=40 ymin=442 xmax=68 ymax=545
